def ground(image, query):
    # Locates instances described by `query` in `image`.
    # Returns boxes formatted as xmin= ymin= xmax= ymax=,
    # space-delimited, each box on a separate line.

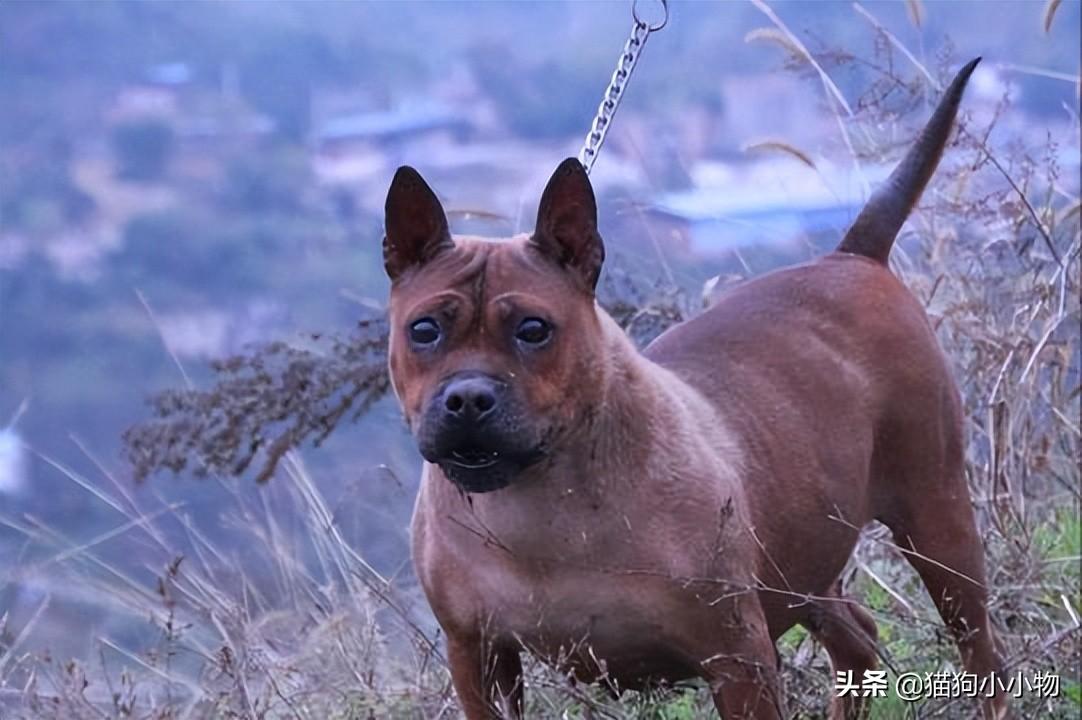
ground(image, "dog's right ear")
xmin=530 ymin=158 xmax=605 ymax=292
xmin=383 ymin=166 xmax=454 ymax=281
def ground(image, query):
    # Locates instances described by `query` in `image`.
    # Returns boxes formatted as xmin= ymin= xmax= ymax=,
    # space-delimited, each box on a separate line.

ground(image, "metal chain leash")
xmin=578 ymin=0 xmax=669 ymax=175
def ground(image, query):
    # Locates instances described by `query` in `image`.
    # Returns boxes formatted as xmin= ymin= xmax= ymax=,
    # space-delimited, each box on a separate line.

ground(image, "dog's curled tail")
xmin=837 ymin=58 xmax=980 ymax=264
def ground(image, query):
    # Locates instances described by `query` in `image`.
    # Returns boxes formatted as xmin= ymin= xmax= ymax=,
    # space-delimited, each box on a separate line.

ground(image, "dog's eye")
xmin=515 ymin=318 xmax=552 ymax=346
xmin=409 ymin=318 xmax=441 ymax=346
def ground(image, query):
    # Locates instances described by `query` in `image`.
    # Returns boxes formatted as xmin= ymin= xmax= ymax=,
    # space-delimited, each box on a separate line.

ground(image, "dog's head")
xmin=383 ymin=158 xmax=608 ymax=493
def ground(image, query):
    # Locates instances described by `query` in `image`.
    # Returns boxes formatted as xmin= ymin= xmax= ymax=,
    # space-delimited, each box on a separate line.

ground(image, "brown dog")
xmin=383 ymin=59 xmax=1008 ymax=719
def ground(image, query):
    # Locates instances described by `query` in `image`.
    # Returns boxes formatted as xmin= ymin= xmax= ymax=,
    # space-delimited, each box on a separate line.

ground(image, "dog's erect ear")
xmin=530 ymin=158 xmax=605 ymax=291
xmin=383 ymin=166 xmax=454 ymax=281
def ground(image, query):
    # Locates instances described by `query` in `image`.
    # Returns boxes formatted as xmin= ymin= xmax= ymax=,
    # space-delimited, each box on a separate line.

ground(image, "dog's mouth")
xmin=445 ymin=447 xmax=500 ymax=470
xmin=437 ymin=451 xmax=511 ymax=493
xmin=433 ymin=443 xmax=546 ymax=494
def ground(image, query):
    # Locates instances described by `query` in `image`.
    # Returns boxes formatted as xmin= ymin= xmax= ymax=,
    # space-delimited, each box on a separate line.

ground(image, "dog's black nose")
xmin=443 ymin=375 xmax=499 ymax=424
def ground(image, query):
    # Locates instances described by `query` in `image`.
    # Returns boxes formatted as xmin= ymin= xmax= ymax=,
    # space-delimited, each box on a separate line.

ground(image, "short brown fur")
xmin=384 ymin=60 xmax=1009 ymax=719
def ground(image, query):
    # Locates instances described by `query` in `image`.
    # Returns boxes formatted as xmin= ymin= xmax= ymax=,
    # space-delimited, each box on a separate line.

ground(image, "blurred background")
xmin=0 ymin=1 xmax=1079 ymax=715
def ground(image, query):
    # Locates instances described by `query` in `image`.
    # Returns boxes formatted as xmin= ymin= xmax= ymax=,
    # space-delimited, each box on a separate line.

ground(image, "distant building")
xmin=108 ymin=61 xmax=275 ymax=151
xmin=110 ymin=85 xmax=179 ymax=122
xmin=645 ymin=158 xmax=893 ymax=257
xmin=311 ymin=104 xmax=471 ymax=184
xmin=315 ymin=105 xmax=469 ymax=149
xmin=108 ymin=62 xmax=193 ymax=122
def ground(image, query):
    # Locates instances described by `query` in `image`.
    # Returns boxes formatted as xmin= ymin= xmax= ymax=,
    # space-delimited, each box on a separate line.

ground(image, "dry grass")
xmin=2 ymin=19 xmax=1079 ymax=720
xmin=2 ymin=453 xmax=455 ymax=720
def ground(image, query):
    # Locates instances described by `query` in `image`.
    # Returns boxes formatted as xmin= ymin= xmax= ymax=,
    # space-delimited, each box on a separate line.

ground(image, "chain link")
xmin=578 ymin=0 xmax=668 ymax=174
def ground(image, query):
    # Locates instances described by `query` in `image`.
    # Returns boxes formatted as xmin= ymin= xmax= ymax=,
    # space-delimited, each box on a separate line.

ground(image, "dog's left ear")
xmin=530 ymin=158 xmax=605 ymax=292
xmin=383 ymin=166 xmax=454 ymax=282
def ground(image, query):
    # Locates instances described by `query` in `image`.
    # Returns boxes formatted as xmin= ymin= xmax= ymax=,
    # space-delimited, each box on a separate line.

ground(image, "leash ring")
xmin=632 ymin=0 xmax=669 ymax=32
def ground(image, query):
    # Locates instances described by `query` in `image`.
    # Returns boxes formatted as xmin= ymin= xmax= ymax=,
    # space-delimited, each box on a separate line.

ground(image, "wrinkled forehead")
xmin=389 ymin=234 xmax=582 ymax=315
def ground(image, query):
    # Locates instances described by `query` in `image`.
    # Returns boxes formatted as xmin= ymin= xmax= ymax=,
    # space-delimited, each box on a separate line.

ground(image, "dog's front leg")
xmin=698 ymin=600 xmax=785 ymax=720
xmin=704 ymin=646 xmax=784 ymax=719
xmin=447 ymin=634 xmax=523 ymax=719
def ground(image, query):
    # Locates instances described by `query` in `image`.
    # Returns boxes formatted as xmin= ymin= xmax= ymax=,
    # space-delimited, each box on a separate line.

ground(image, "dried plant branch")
xmin=1043 ymin=0 xmax=1063 ymax=34
xmin=742 ymin=140 xmax=818 ymax=169
xmin=957 ymin=125 xmax=1064 ymax=266
xmin=123 ymin=314 xmax=392 ymax=485
xmin=853 ymin=2 xmax=938 ymax=90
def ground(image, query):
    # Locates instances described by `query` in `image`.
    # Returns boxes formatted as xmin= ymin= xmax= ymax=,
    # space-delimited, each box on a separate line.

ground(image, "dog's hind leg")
xmin=881 ymin=481 xmax=1010 ymax=719
xmin=802 ymin=581 xmax=879 ymax=720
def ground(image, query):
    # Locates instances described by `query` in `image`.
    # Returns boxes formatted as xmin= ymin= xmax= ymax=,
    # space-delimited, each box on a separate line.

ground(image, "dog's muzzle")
xmin=417 ymin=372 xmax=545 ymax=493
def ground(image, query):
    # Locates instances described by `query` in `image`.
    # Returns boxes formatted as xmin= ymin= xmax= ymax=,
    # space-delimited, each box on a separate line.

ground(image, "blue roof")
xmin=316 ymin=106 xmax=465 ymax=142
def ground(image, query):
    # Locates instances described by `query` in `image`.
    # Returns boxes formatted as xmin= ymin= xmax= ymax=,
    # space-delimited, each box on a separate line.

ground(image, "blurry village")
xmin=1 ymin=1 xmax=1079 ymax=662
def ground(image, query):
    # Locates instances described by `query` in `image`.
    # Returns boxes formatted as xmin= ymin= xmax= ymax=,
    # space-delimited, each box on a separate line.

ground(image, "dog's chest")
xmin=413 ymin=472 xmax=737 ymax=687
xmin=473 ymin=555 xmax=702 ymax=687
